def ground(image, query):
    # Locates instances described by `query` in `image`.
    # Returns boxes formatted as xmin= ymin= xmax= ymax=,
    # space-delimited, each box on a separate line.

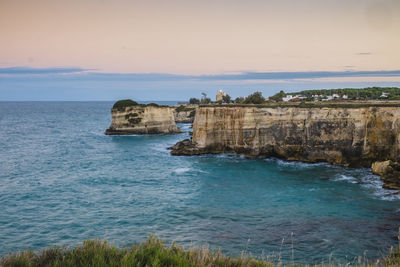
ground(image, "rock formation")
xmin=105 ymin=101 xmax=181 ymax=135
xmin=170 ymin=105 xmax=400 ymax=189
xmin=173 ymin=105 xmax=197 ymax=123
xmin=372 ymin=160 xmax=400 ymax=190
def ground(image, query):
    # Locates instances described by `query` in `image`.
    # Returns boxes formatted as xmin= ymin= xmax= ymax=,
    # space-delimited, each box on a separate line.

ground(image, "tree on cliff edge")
xmin=222 ymin=94 xmax=231 ymax=103
xmin=189 ymin=98 xmax=200 ymax=104
xmin=270 ymin=90 xmax=286 ymax=102
xmin=200 ymin=92 xmax=211 ymax=104
xmin=244 ymin=92 xmax=265 ymax=104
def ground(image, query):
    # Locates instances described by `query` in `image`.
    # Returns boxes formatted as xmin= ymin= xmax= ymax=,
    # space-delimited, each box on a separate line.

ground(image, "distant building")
xmin=342 ymin=94 xmax=348 ymax=99
xmin=216 ymin=90 xmax=227 ymax=102
xmin=282 ymin=95 xmax=293 ymax=102
xmin=380 ymin=92 xmax=389 ymax=98
xmin=312 ymin=94 xmax=323 ymax=101
xmin=282 ymin=95 xmax=306 ymax=102
xmin=322 ymin=95 xmax=334 ymax=101
xmin=332 ymin=94 xmax=339 ymax=99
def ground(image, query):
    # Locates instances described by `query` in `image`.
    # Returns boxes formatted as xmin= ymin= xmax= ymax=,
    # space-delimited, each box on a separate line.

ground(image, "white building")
xmin=216 ymin=90 xmax=227 ymax=102
xmin=380 ymin=92 xmax=389 ymax=98
xmin=282 ymin=95 xmax=306 ymax=102
xmin=322 ymin=95 xmax=334 ymax=101
xmin=282 ymin=95 xmax=293 ymax=102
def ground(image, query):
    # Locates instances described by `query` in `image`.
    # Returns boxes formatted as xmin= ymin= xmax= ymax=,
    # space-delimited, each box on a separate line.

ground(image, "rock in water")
xmin=372 ymin=160 xmax=400 ymax=190
xmin=105 ymin=101 xmax=181 ymax=135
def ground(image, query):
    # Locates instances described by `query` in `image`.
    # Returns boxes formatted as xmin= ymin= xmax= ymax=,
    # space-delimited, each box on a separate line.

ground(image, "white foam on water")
xmin=91 ymin=131 xmax=108 ymax=137
xmin=379 ymin=192 xmax=400 ymax=201
xmin=176 ymin=123 xmax=192 ymax=132
xmin=173 ymin=168 xmax=192 ymax=174
xmin=215 ymin=153 xmax=237 ymax=159
xmin=151 ymin=144 xmax=168 ymax=152
xmin=357 ymin=173 xmax=400 ymax=200
xmin=266 ymin=158 xmax=331 ymax=169
xmin=333 ymin=174 xmax=358 ymax=184
xmin=343 ymin=172 xmax=400 ymax=201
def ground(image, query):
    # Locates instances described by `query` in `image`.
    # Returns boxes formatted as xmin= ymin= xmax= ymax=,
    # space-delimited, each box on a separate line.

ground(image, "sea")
xmin=0 ymin=101 xmax=399 ymax=265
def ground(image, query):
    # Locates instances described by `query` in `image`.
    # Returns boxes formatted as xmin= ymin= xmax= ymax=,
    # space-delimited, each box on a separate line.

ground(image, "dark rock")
xmin=372 ymin=160 xmax=400 ymax=190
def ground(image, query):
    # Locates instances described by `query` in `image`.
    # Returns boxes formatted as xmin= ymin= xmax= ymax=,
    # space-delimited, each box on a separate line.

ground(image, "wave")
xmin=173 ymin=168 xmax=192 ymax=174
xmin=332 ymin=174 xmax=358 ymax=184
xmin=177 ymin=124 xmax=192 ymax=131
xmin=331 ymin=172 xmax=400 ymax=201
xmin=265 ymin=158 xmax=332 ymax=169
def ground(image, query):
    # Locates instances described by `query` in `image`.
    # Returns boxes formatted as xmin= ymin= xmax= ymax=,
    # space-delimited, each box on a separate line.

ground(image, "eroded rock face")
xmin=105 ymin=106 xmax=181 ymax=135
xmin=372 ymin=160 xmax=400 ymax=190
xmin=173 ymin=105 xmax=197 ymax=123
xmin=372 ymin=160 xmax=392 ymax=176
xmin=171 ymin=106 xmax=400 ymax=168
xmin=173 ymin=110 xmax=195 ymax=123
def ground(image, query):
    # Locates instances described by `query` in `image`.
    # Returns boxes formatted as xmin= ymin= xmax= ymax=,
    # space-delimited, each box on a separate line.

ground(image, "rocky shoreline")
xmin=170 ymin=105 xmax=400 ymax=190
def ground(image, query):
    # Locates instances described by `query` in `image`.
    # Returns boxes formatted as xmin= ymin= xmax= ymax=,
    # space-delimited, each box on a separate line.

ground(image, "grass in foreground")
xmin=1 ymin=236 xmax=399 ymax=267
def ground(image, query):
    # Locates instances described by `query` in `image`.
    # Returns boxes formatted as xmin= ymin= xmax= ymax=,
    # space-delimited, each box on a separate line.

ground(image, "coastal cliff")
xmin=105 ymin=101 xmax=181 ymax=135
xmin=170 ymin=105 xmax=400 ymax=189
xmin=173 ymin=105 xmax=197 ymax=123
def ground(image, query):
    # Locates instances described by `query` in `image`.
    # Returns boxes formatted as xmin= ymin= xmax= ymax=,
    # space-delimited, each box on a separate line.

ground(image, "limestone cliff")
xmin=173 ymin=105 xmax=197 ymax=123
xmin=170 ymin=105 xmax=400 ymax=188
xmin=105 ymin=104 xmax=181 ymax=135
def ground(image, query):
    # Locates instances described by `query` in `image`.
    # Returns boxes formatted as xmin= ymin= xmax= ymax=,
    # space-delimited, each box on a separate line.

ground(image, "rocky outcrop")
xmin=171 ymin=105 xmax=400 ymax=188
xmin=169 ymin=139 xmax=203 ymax=155
xmin=372 ymin=160 xmax=400 ymax=190
xmin=173 ymin=105 xmax=197 ymax=123
xmin=105 ymin=105 xmax=181 ymax=135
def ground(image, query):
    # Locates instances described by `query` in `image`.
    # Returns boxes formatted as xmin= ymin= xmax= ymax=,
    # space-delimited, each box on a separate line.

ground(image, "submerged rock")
xmin=105 ymin=100 xmax=181 ymax=135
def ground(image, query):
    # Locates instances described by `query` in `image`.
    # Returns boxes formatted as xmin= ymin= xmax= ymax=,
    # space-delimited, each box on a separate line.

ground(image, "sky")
xmin=0 ymin=0 xmax=400 ymax=101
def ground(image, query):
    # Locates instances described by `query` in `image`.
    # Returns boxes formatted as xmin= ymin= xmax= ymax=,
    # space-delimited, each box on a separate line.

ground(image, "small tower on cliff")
xmin=216 ymin=90 xmax=227 ymax=102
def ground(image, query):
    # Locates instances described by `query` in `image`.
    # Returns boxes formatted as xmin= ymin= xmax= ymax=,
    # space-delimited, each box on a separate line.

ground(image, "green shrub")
xmin=189 ymin=98 xmax=200 ymax=104
xmin=113 ymin=99 xmax=139 ymax=109
xmin=244 ymin=92 xmax=265 ymax=104
xmin=235 ymin=97 xmax=245 ymax=103
xmin=147 ymin=103 xmax=159 ymax=107
xmin=175 ymin=105 xmax=196 ymax=112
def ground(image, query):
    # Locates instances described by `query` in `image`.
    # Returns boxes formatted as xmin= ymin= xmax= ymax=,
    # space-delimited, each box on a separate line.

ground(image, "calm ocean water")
xmin=0 ymin=101 xmax=399 ymax=264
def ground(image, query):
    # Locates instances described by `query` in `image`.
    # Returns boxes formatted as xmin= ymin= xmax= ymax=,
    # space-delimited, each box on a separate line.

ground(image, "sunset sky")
xmin=1 ymin=0 xmax=400 ymax=100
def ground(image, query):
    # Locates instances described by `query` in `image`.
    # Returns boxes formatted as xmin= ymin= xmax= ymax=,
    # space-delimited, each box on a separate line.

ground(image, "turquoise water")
xmin=0 ymin=102 xmax=399 ymax=264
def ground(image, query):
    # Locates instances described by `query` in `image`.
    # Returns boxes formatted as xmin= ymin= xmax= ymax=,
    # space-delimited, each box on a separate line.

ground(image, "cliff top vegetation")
xmin=113 ymin=99 xmax=139 ymax=109
xmin=200 ymin=101 xmax=400 ymax=109
xmin=189 ymin=91 xmax=266 ymax=105
xmin=175 ymin=105 xmax=196 ymax=112
xmin=112 ymin=99 xmax=168 ymax=110
xmin=270 ymin=87 xmax=400 ymax=101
